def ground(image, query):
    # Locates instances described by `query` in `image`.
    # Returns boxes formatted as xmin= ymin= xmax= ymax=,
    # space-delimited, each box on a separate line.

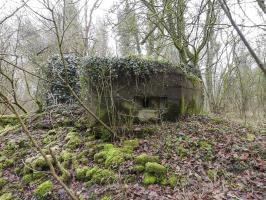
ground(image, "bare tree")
xmin=218 ymin=0 xmax=266 ymax=75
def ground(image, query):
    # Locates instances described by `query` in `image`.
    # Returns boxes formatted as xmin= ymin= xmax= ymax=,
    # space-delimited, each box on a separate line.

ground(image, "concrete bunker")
xmin=81 ymin=57 xmax=203 ymax=123
xmin=44 ymin=55 xmax=203 ymax=123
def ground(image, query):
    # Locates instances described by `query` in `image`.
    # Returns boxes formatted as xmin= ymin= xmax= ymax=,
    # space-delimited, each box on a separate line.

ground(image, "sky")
xmin=1 ymin=0 xmax=265 ymax=57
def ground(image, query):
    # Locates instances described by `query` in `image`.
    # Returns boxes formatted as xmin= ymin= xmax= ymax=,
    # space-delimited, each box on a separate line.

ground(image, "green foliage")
xmin=135 ymin=154 xmax=159 ymax=165
xmin=34 ymin=180 xmax=53 ymax=200
xmin=45 ymin=54 xmax=80 ymax=105
xmin=82 ymin=56 xmax=183 ymax=82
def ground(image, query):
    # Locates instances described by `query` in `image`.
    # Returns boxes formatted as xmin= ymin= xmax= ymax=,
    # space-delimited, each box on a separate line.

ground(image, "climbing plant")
xmin=44 ymin=54 xmax=80 ymax=105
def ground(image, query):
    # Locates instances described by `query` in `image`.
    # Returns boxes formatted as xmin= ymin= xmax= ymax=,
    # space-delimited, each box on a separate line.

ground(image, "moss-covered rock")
xmin=135 ymin=154 xmax=159 ymax=165
xmin=104 ymin=148 xmax=125 ymax=167
xmin=94 ymin=144 xmax=131 ymax=167
xmin=86 ymin=167 xmax=117 ymax=185
xmin=34 ymin=180 xmax=53 ymax=200
xmin=143 ymin=172 xmax=156 ymax=185
xmin=0 ymin=193 xmax=12 ymax=200
xmin=145 ymin=162 xmax=166 ymax=175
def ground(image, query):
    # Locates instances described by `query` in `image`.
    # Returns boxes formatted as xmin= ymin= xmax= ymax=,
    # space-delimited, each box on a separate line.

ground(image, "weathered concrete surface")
xmin=88 ymin=71 xmax=203 ymax=122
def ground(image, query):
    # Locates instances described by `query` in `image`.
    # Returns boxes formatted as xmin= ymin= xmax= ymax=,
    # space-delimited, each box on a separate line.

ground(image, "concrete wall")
xmin=88 ymin=71 xmax=203 ymax=122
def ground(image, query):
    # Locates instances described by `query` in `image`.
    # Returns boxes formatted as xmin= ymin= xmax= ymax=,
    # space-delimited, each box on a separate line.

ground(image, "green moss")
xmin=246 ymin=133 xmax=255 ymax=142
xmin=34 ymin=180 xmax=53 ymax=200
xmin=168 ymin=175 xmax=178 ymax=188
xmin=197 ymin=140 xmax=214 ymax=161
xmin=65 ymin=131 xmax=81 ymax=150
xmin=22 ymin=172 xmax=45 ymax=185
xmin=93 ymin=127 xmax=112 ymax=141
xmin=135 ymin=154 xmax=159 ymax=165
xmin=160 ymin=177 xmax=168 ymax=186
xmin=131 ymin=165 xmax=145 ymax=172
xmin=123 ymin=139 xmax=139 ymax=150
xmin=32 ymin=155 xmax=53 ymax=170
xmin=33 ymin=172 xmax=45 ymax=180
xmin=188 ymin=74 xmax=200 ymax=87
xmin=42 ymin=137 xmax=50 ymax=145
xmin=207 ymin=169 xmax=218 ymax=181
xmin=178 ymin=96 xmax=187 ymax=116
xmin=0 ymin=193 xmax=12 ymax=200
xmin=94 ymin=144 xmax=130 ymax=167
xmin=75 ymin=167 xmax=90 ymax=181
xmin=143 ymin=173 xmax=156 ymax=185
xmin=187 ymin=96 xmax=201 ymax=115
xmin=60 ymin=171 xmax=71 ymax=183
xmin=0 ymin=115 xmax=19 ymax=127
xmin=86 ymin=167 xmax=117 ymax=185
xmin=176 ymin=145 xmax=189 ymax=158
xmin=0 ymin=177 xmax=7 ymax=189
xmin=104 ymin=144 xmax=114 ymax=150
xmin=145 ymin=162 xmax=167 ymax=175
xmin=104 ymin=148 xmax=125 ymax=167
xmin=59 ymin=150 xmax=73 ymax=162
xmin=94 ymin=151 xmax=107 ymax=164
xmin=101 ymin=195 xmax=112 ymax=200
xmin=3 ymin=158 xmax=15 ymax=168
xmin=198 ymin=140 xmax=212 ymax=150
xmin=22 ymin=174 xmax=33 ymax=185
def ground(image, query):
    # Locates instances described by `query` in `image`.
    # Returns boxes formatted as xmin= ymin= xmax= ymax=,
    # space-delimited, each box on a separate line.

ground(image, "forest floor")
xmin=0 ymin=105 xmax=265 ymax=200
